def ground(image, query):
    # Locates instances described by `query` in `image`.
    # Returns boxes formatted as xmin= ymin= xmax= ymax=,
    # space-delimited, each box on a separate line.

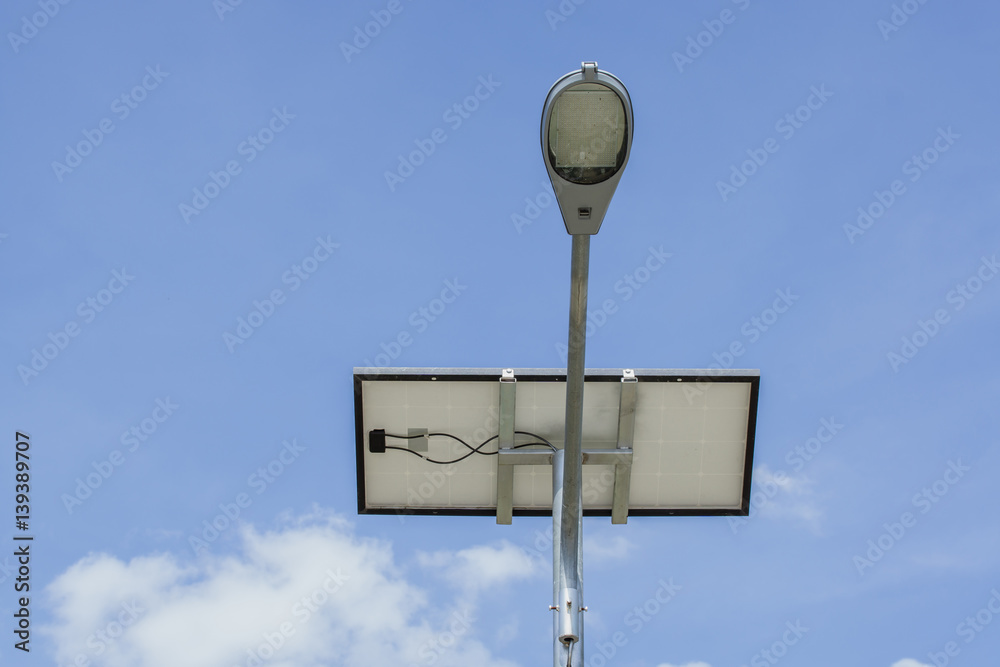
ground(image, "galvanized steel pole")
xmin=554 ymin=233 xmax=590 ymax=666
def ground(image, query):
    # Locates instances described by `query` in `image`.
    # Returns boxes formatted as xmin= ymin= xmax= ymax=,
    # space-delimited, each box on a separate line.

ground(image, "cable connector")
xmin=369 ymin=429 xmax=386 ymax=453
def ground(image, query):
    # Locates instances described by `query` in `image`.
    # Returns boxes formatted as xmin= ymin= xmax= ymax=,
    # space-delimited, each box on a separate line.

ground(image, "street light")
xmin=353 ymin=62 xmax=760 ymax=667
xmin=543 ymin=61 xmax=632 ymax=666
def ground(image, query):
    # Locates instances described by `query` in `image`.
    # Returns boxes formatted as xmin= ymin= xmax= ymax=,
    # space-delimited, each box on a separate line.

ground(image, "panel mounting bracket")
xmin=495 ymin=368 xmax=637 ymax=524
xmin=496 ymin=368 xmax=517 ymax=525
xmin=612 ymin=369 xmax=638 ymax=524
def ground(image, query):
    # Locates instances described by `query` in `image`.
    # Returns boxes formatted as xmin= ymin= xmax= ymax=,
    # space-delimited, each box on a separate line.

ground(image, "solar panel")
xmin=354 ymin=368 xmax=759 ymax=519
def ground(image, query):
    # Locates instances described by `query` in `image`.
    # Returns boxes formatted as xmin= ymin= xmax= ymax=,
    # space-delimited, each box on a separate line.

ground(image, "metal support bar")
xmin=498 ymin=448 xmax=632 ymax=467
xmin=611 ymin=462 xmax=633 ymax=525
xmin=496 ymin=369 xmax=517 ymax=525
xmin=612 ymin=369 xmax=637 ymax=524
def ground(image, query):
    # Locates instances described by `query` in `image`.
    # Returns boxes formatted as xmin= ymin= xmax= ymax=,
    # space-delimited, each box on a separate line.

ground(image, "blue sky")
xmin=2 ymin=1 xmax=999 ymax=666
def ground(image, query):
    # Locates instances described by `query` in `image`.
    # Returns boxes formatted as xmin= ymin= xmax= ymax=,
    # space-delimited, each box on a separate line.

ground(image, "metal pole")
xmin=552 ymin=449 xmax=565 ymax=667
xmin=554 ymin=233 xmax=590 ymax=666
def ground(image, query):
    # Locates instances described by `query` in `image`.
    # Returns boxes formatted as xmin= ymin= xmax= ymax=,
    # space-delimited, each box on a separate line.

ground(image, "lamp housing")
xmin=541 ymin=62 xmax=633 ymax=235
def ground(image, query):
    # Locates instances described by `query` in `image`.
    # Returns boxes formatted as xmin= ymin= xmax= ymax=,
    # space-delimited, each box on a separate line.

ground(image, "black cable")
xmin=386 ymin=432 xmax=497 ymax=457
xmin=380 ymin=430 xmax=556 ymax=465
xmin=515 ymin=430 xmax=556 ymax=450
xmin=383 ymin=441 xmax=553 ymax=465
xmin=385 ymin=430 xmax=556 ymax=452
xmin=385 ymin=431 xmax=556 ymax=453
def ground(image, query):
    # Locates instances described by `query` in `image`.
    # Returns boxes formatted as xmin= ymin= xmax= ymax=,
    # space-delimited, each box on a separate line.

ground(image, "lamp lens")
xmin=548 ymin=83 xmax=627 ymax=184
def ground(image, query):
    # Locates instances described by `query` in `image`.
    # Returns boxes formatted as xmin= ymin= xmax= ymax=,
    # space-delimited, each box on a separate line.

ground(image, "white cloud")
xmin=43 ymin=508 xmax=520 ymax=667
xmin=753 ymin=464 xmax=824 ymax=534
xmin=494 ymin=615 xmax=519 ymax=646
xmin=417 ymin=540 xmax=539 ymax=594
xmin=891 ymin=660 xmax=932 ymax=667
xmin=583 ymin=534 xmax=635 ymax=563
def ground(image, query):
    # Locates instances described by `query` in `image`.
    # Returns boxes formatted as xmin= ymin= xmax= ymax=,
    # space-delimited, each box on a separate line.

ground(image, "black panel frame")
xmin=354 ymin=368 xmax=759 ymax=518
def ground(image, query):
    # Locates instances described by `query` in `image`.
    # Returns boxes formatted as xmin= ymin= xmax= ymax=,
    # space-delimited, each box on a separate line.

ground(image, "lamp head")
xmin=541 ymin=62 xmax=633 ymax=235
